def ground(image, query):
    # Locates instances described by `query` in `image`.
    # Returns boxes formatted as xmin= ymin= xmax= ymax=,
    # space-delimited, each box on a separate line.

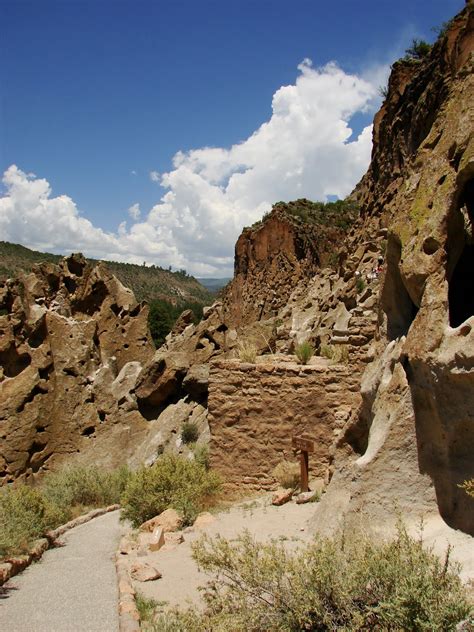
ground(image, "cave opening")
xmin=381 ymin=236 xmax=419 ymax=341
xmin=448 ymin=179 xmax=474 ymax=328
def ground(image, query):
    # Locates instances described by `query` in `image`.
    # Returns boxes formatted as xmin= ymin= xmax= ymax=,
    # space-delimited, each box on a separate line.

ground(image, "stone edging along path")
xmin=0 ymin=503 xmax=120 ymax=587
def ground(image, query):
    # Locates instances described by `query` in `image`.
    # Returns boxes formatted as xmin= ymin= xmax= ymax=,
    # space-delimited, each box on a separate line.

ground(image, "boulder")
xmin=139 ymin=508 xmax=184 ymax=533
xmin=272 ymin=488 xmax=293 ymax=506
xmin=130 ymin=562 xmax=162 ymax=582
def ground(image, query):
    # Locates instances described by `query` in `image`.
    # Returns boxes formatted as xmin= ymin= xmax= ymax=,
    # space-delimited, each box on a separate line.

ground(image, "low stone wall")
xmin=208 ymin=358 xmax=361 ymax=489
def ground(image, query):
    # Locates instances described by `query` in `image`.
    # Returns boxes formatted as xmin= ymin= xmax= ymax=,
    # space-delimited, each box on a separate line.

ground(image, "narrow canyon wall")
xmin=208 ymin=358 xmax=360 ymax=489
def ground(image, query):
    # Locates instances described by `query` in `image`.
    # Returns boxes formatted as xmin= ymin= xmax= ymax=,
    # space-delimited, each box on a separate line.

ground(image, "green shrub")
xmin=272 ymin=461 xmax=300 ymax=490
xmin=155 ymin=525 xmax=472 ymax=631
xmin=120 ymin=454 xmax=221 ymax=527
xmin=295 ymin=341 xmax=314 ymax=364
xmin=0 ymin=465 xmax=132 ymax=558
xmin=356 ymin=276 xmax=366 ymax=292
xmin=404 ymin=38 xmax=432 ymax=60
xmin=43 ymin=464 xmax=131 ymax=522
xmin=193 ymin=444 xmax=210 ymax=470
xmin=0 ymin=485 xmax=57 ymax=556
xmin=181 ymin=422 xmax=199 ymax=445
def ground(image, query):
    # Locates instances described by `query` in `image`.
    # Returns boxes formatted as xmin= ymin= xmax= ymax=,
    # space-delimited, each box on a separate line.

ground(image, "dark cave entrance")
xmin=448 ymin=178 xmax=474 ymax=327
xmin=381 ymin=236 xmax=419 ymax=341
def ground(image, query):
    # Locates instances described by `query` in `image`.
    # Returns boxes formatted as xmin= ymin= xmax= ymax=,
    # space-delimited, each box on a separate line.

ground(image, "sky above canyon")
xmin=0 ymin=0 xmax=463 ymax=276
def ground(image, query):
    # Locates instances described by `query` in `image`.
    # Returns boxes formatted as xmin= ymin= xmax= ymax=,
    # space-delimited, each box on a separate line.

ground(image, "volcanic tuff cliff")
xmin=1 ymin=4 xmax=472 ymax=547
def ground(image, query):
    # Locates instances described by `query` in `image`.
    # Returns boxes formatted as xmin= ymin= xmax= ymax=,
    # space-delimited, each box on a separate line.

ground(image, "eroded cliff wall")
xmin=314 ymin=4 xmax=474 ymax=536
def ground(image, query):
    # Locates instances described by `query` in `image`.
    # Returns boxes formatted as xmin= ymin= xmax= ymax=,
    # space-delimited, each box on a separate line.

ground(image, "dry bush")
xmin=320 ymin=343 xmax=348 ymax=364
xmin=237 ymin=340 xmax=257 ymax=363
xmin=272 ymin=460 xmax=300 ymax=490
xmin=152 ymin=525 xmax=472 ymax=631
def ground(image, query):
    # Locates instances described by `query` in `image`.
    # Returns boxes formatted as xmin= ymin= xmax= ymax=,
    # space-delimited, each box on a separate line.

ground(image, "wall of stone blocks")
xmin=208 ymin=358 xmax=361 ymax=489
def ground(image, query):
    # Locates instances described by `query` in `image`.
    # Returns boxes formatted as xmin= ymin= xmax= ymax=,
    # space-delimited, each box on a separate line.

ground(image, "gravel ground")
xmin=0 ymin=510 xmax=124 ymax=632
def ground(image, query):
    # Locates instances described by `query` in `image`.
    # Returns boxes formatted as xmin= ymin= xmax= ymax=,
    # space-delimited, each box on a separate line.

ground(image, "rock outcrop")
xmin=313 ymin=4 xmax=474 ymax=536
xmin=1 ymin=255 xmax=158 ymax=480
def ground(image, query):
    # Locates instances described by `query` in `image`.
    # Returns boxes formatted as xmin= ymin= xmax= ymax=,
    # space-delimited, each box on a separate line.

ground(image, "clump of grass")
xmin=181 ymin=421 xmax=199 ymax=445
xmin=237 ymin=340 xmax=257 ymax=363
xmin=320 ymin=344 xmax=349 ymax=364
xmin=295 ymin=341 xmax=313 ymax=365
xmin=154 ymin=524 xmax=472 ymax=631
xmin=135 ymin=592 xmax=162 ymax=628
xmin=272 ymin=460 xmax=300 ymax=490
xmin=459 ymin=478 xmax=474 ymax=498
xmin=120 ymin=454 xmax=222 ymax=528
xmin=356 ymin=276 xmax=366 ymax=293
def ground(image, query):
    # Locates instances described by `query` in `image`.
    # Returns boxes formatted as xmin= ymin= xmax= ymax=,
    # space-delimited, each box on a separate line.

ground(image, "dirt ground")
xmin=125 ymin=493 xmax=474 ymax=611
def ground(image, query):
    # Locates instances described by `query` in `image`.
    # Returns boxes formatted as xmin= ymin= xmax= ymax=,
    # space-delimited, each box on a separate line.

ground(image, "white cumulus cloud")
xmin=128 ymin=202 xmax=141 ymax=220
xmin=0 ymin=60 xmax=378 ymax=277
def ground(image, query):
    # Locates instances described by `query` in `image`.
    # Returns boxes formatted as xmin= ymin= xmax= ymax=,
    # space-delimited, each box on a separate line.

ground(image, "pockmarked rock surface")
xmin=208 ymin=356 xmax=360 ymax=489
xmin=0 ymin=510 xmax=124 ymax=632
xmin=313 ymin=5 xmax=474 ymax=537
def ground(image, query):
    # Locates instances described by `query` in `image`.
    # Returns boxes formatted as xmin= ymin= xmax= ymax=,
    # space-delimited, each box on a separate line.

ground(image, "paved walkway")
xmin=0 ymin=510 xmax=123 ymax=632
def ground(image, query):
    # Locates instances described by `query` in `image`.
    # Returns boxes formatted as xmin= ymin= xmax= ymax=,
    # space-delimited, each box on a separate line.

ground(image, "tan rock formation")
xmin=314 ymin=5 xmax=474 ymax=536
xmin=0 ymin=254 xmax=155 ymax=481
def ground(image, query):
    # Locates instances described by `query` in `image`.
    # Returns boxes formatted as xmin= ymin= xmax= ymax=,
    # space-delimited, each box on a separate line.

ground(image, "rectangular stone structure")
xmin=208 ymin=358 xmax=361 ymax=490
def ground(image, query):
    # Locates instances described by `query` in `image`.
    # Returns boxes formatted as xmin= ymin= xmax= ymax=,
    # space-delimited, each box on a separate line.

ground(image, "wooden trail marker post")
xmin=292 ymin=435 xmax=315 ymax=492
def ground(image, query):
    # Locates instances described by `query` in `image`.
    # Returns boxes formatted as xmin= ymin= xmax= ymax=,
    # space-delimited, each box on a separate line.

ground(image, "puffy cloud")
xmin=128 ymin=202 xmax=141 ymax=220
xmin=0 ymin=60 xmax=378 ymax=277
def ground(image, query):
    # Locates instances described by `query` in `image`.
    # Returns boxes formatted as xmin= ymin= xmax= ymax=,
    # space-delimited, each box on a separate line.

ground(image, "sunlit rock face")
xmin=314 ymin=5 xmax=474 ymax=536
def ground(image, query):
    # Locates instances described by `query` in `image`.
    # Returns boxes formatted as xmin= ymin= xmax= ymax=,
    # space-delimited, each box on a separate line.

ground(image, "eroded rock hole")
xmin=448 ymin=179 xmax=474 ymax=327
xmin=81 ymin=426 xmax=95 ymax=437
xmin=64 ymin=277 xmax=77 ymax=294
xmin=0 ymin=345 xmax=32 ymax=378
xmin=381 ymin=237 xmax=419 ymax=340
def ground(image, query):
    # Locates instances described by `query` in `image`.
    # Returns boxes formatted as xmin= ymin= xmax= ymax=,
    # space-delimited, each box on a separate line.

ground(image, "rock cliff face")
xmin=314 ymin=4 xmax=474 ymax=536
xmin=0 ymin=255 xmax=155 ymax=481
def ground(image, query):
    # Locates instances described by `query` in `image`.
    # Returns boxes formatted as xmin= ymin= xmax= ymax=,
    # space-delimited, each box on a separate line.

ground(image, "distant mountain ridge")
xmin=0 ymin=241 xmax=214 ymax=305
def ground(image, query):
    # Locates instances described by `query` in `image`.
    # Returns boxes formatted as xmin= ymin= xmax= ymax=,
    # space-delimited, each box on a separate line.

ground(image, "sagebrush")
xmin=153 ymin=525 xmax=472 ymax=631
xmin=181 ymin=421 xmax=199 ymax=444
xmin=120 ymin=454 xmax=221 ymax=527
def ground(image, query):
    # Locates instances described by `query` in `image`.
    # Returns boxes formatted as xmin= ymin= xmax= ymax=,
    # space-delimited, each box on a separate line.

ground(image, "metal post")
xmin=300 ymin=450 xmax=309 ymax=492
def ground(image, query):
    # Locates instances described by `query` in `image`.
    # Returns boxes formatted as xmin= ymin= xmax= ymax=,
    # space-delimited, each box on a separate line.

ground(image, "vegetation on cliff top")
xmin=255 ymin=198 xmax=360 ymax=231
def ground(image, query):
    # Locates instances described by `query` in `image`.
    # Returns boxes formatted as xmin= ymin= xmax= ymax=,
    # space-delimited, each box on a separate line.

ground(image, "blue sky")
xmin=0 ymin=0 xmax=464 ymax=275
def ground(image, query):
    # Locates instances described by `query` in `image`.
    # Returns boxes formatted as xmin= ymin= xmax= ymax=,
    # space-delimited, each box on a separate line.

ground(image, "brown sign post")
xmin=292 ymin=435 xmax=315 ymax=492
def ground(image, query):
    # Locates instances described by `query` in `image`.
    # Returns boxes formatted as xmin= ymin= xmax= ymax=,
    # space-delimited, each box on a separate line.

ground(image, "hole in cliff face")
xmin=448 ymin=179 xmax=474 ymax=327
xmin=64 ymin=277 xmax=77 ymax=294
xmin=381 ymin=236 xmax=419 ymax=340
xmin=81 ymin=425 xmax=95 ymax=437
xmin=72 ymin=280 xmax=108 ymax=316
xmin=67 ymin=257 xmax=85 ymax=276
xmin=0 ymin=345 xmax=32 ymax=378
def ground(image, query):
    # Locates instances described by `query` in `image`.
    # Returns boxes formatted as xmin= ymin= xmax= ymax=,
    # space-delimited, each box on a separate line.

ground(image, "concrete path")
xmin=0 ymin=510 xmax=123 ymax=632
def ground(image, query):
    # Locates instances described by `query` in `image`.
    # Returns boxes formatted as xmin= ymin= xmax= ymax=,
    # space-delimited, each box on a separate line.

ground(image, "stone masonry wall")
xmin=208 ymin=358 xmax=361 ymax=489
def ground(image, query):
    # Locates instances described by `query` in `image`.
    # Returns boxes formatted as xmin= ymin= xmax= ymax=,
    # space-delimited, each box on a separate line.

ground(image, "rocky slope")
xmin=0 ymin=254 xmax=211 ymax=481
xmin=0 ymin=240 xmax=213 ymax=305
